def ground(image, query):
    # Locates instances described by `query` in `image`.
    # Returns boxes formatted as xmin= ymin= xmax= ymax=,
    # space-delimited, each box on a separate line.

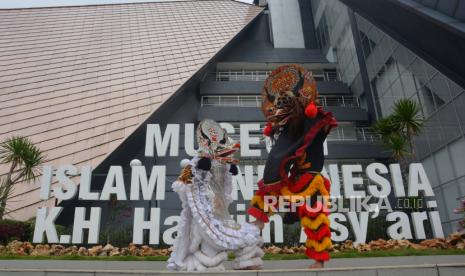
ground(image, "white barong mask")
xmin=196 ymin=119 xmax=240 ymax=164
xmin=196 ymin=119 xmax=240 ymax=222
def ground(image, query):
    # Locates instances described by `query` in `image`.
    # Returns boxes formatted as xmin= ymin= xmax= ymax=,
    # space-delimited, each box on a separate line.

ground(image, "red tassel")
xmin=305 ymin=248 xmax=330 ymax=262
xmin=263 ymin=123 xmax=273 ymax=137
xmin=305 ymin=102 xmax=318 ymax=118
xmin=247 ymin=207 xmax=270 ymax=223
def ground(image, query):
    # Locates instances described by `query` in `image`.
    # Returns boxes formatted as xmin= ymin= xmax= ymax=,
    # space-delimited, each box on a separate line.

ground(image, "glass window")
xmin=429 ymin=73 xmax=452 ymax=105
xmin=380 ymin=88 xmax=395 ymax=116
xmin=418 ymin=85 xmax=437 ymax=117
xmin=448 ymin=79 xmax=464 ymax=98
xmin=453 ymin=93 xmax=465 ymax=131
xmin=434 ymin=104 xmax=461 ymax=143
xmin=422 ymin=155 xmax=438 ymax=186
xmin=409 ymin=58 xmax=429 ymax=87
xmin=414 ymin=134 xmax=430 ymax=160
xmin=366 ymin=25 xmax=383 ymax=44
xmin=424 ymin=62 xmax=438 ymax=80
xmin=393 ymin=46 xmax=415 ymax=69
xmin=391 ymin=76 xmax=404 ymax=100
xmin=424 ymin=115 xmax=445 ymax=151
xmin=449 ymin=138 xmax=465 ymax=179
xmin=443 ymin=181 xmax=462 ymax=221
xmin=375 ymin=66 xmax=389 ymax=96
xmin=457 ymin=176 xmax=465 ymax=198
xmin=434 ymin=188 xmax=449 ymax=222
xmin=434 ymin=147 xmax=455 ymax=183
xmin=384 ymin=59 xmax=399 ymax=87
xmin=400 ymin=70 xmax=418 ymax=99
xmin=359 ymin=31 xmax=376 ymax=58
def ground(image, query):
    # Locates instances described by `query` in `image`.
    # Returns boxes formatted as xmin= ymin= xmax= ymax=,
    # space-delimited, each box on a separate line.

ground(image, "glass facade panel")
xmin=410 ymin=58 xmax=429 ymax=87
xmin=418 ymin=85 xmax=437 ymax=117
xmin=422 ymin=155 xmax=438 ymax=184
xmin=449 ymin=138 xmax=465 ymax=179
xmin=457 ymin=176 xmax=465 ymax=196
xmin=435 ymin=147 xmax=455 ymax=184
xmin=443 ymin=181 xmax=462 ymax=221
xmin=311 ymin=0 xmax=465 ymax=234
xmin=414 ymin=134 xmax=430 ymax=160
xmin=429 ymin=73 xmax=452 ymax=103
xmin=400 ymin=69 xmax=417 ymax=99
xmin=448 ymin=79 xmax=464 ymax=98
xmin=434 ymin=104 xmax=461 ymax=143
xmin=434 ymin=188 xmax=449 ymax=221
xmin=423 ymin=114 xmax=445 ymax=151
xmin=454 ymin=93 xmax=465 ymax=131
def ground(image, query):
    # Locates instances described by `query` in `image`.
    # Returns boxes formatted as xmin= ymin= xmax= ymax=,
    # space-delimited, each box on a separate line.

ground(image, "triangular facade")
xmin=0 ymin=0 xmax=262 ymax=220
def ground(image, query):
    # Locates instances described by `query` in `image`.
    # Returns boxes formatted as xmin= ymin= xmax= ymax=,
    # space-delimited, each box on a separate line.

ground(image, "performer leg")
xmin=301 ymin=176 xmax=332 ymax=268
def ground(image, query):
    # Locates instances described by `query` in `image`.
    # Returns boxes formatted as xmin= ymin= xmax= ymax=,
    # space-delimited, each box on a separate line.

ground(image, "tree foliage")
xmin=373 ymin=98 xmax=424 ymax=164
xmin=0 ymin=136 xmax=45 ymax=219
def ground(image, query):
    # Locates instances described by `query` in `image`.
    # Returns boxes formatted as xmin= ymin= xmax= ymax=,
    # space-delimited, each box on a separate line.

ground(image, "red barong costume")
xmin=247 ymin=64 xmax=337 ymax=262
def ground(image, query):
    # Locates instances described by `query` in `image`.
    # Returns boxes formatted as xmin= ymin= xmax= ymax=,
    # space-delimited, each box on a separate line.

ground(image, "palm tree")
xmin=373 ymin=98 xmax=424 ymax=163
xmin=0 ymin=136 xmax=45 ymax=219
xmin=390 ymin=99 xmax=424 ymax=160
xmin=373 ymin=116 xmax=395 ymax=142
xmin=373 ymin=99 xmax=424 ymax=214
xmin=385 ymin=133 xmax=410 ymax=166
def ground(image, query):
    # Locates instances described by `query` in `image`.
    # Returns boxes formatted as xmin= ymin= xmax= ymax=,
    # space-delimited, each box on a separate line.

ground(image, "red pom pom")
xmin=305 ymin=102 xmax=318 ymax=118
xmin=263 ymin=123 xmax=273 ymax=137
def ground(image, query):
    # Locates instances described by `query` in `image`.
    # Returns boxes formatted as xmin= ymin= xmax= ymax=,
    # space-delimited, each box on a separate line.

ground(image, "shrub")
xmin=0 ymin=219 xmax=70 ymax=245
xmin=0 ymin=219 xmax=31 ymax=244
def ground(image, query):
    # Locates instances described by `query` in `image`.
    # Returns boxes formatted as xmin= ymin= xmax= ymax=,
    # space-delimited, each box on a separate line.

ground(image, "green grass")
xmin=329 ymin=248 xmax=465 ymax=259
xmin=0 ymin=255 xmax=169 ymax=261
xmin=0 ymin=248 xmax=464 ymax=261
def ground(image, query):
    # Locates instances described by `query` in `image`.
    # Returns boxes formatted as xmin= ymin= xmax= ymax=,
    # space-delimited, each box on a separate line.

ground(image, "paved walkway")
xmin=0 ymin=255 xmax=463 ymax=275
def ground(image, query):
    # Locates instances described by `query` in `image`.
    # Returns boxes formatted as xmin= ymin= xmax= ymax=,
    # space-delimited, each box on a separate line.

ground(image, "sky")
xmin=0 ymin=0 xmax=254 ymax=9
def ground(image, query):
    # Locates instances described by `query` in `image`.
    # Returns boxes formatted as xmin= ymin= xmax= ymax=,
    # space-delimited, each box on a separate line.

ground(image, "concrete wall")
xmin=220 ymin=14 xmax=329 ymax=63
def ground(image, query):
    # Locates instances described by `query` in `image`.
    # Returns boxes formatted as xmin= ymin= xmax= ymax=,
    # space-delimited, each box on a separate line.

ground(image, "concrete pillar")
xmin=268 ymin=0 xmax=305 ymax=48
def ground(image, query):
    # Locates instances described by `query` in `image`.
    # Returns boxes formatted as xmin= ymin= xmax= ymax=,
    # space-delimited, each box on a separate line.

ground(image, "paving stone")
xmin=317 ymin=269 xmax=376 ymax=276
xmin=0 ymin=271 xmax=45 ymax=276
xmin=258 ymin=271 xmax=316 ymax=276
xmin=377 ymin=267 xmax=437 ymax=276
xmin=438 ymin=266 xmax=465 ymax=276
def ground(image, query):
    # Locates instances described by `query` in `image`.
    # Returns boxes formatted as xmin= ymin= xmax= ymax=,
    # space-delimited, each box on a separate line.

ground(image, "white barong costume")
xmin=167 ymin=119 xmax=264 ymax=271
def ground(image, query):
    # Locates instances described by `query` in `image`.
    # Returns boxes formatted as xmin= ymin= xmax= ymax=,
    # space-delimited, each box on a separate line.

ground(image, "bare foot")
xmin=308 ymin=261 xmax=324 ymax=269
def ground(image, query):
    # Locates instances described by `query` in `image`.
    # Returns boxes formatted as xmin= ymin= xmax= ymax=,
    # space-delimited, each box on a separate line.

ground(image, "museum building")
xmin=0 ymin=0 xmax=464 ymax=239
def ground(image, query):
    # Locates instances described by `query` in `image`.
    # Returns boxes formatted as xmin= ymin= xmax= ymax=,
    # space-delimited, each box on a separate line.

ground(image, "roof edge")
xmin=89 ymin=6 xmax=264 ymax=172
xmin=0 ymin=0 xmax=254 ymax=11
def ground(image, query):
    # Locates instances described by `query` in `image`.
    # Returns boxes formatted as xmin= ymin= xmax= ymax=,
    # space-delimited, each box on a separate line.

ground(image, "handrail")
xmin=201 ymin=95 xmax=360 ymax=108
xmin=227 ymin=125 xmax=380 ymax=143
xmin=327 ymin=127 xmax=382 ymax=142
xmin=209 ymin=70 xmax=340 ymax=82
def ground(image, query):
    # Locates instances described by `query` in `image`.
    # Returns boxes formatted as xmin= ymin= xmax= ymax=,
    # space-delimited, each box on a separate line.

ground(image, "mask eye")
xmin=268 ymin=94 xmax=275 ymax=103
